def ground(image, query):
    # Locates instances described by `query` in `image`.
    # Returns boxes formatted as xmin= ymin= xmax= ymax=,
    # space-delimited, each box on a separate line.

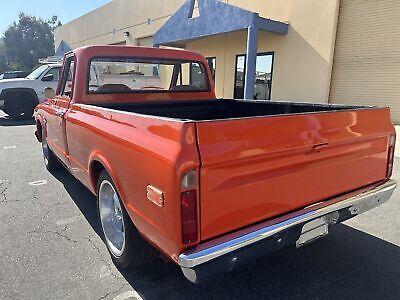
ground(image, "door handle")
xmin=314 ymin=143 xmax=329 ymax=151
xmin=307 ymin=143 xmax=329 ymax=154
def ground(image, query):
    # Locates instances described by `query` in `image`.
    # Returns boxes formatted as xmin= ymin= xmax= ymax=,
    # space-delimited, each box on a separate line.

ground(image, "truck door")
xmin=46 ymin=56 xmax=74 ymax=167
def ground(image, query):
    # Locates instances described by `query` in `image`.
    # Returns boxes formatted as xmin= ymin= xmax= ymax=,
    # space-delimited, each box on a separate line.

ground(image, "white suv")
xmin=0 ymin=64 xmax=62 ymax=119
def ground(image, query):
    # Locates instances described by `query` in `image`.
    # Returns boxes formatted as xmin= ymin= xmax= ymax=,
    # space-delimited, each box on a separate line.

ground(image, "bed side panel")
xmin=65 ymin=104 xmax=200 ymax=261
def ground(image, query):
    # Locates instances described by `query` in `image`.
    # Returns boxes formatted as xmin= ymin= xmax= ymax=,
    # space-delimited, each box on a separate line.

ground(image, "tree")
xmin=0 ymin=43 xmax=9 ymax=73
xmin=48 ymin=15 xmax=62 ymax=31
xmin=2 ymin=13 xmax=61 ymax=71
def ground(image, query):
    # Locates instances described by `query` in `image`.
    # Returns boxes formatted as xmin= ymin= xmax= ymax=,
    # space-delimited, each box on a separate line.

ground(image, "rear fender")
xmin=88 ymin=151 xmax=154 ymax=242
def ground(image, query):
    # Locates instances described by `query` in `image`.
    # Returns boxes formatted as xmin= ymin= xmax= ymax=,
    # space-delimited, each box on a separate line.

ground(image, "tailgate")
xmin=196 ymin=108 xmax=394 ymax=241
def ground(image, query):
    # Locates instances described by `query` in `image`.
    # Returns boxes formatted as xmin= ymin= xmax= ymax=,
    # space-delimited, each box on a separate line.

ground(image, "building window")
xmin=206 ymin=57 xmax=216 ymax=86
xmin=234 ymin=52 xmax=274 ymax=100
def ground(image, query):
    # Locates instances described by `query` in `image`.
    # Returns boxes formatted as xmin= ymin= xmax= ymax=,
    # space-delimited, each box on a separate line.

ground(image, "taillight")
xmin=181 ymin=190 xmax=197 ymax=244
xmin=181 ymin=170 xmax=198 ymax=244
xmin=387 ymin=134 xmax=396 ymax=178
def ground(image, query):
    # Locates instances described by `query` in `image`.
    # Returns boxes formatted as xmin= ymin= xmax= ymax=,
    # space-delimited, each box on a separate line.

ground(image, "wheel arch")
xmin=90 ymin=160 xmax=106 ymax=191
xmin=88 ymin=153 xmax=123 ymax=199
xmin=88 ymin=153 xmax=140 ymax=226
xmin=88 ymin=152 xmax=156 ymax=256
xmin=35 ymin=113 xmax=46 ymax=142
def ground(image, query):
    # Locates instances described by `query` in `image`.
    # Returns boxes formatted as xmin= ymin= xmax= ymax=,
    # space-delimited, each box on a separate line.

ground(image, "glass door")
xmin=234 ymin=52 xmax=274 ymax=100
xmin=234 ymin=55 xmax=246 ymax=99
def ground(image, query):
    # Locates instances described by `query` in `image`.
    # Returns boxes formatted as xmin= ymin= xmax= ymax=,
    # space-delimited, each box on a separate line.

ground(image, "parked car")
xmin=34 ymin=46 xmax=397 ymax=283
xmin=0 ymin=64 xmax=61 ymax=119
xmin=0 ymin=71 xmax=30 ymax=80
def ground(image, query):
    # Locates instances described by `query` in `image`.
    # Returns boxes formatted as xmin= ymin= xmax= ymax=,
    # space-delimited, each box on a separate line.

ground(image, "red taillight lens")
xmin=387 ymin=134 xmax=396 ymax=178
xmin=181 ymin=190 xmax=198 ymax=244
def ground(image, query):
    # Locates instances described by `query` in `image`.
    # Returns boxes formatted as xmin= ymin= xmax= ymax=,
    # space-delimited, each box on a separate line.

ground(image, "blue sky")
xmin=0 ymin=0 xmax=111 ymax=34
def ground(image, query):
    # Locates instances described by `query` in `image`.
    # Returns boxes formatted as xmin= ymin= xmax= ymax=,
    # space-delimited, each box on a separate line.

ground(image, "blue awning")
xmin=153 ymin=0 xmax=288 ymax=47
xmin=55 ymin=40 xmax=72 ymax=57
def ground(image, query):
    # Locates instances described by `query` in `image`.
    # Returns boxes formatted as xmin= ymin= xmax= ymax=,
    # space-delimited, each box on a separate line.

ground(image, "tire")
xmin=41 ymin=135 xmax=60 ymax=171
xmin=4 ymin=92 xmax=35 ymax=120
xmin=97 ymin=170 xmax=158 ymax=268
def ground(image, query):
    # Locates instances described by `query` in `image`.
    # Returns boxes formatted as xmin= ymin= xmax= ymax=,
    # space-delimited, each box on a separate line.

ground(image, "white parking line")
xmin=12 ymin=158 xmax=42 ymax=163
xmin=112 ymin=291 xmax=143 ymax=300
xmin=55 ymin=216 xmax=81 ymax=226
xmin=3 ymin=146 xmax=16 ymax=150
xmin=99 ymin=266 xmax=112 ymax=279
xmin=28 ymin=180 xmax=48 ymax=186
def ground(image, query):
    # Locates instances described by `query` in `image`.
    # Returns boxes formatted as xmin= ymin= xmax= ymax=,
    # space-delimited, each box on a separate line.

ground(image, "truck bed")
xmin=95 ymin=99 xmax=372 ymax=121
xmin=91 ymin=99 xmax=392 ymax=240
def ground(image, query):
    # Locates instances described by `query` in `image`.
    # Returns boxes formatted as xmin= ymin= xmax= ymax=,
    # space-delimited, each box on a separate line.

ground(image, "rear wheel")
xmin=97 ymin=171 xmax=158 ymax=268
xmin=4 ymin=92 xmax=35 ymax=120
xmin=41 ymin=134 xmax=60 ymax=171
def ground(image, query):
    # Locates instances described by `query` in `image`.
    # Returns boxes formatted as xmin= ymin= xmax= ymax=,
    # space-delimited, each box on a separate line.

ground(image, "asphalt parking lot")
xmin=0 ymin=111 xmax=399 ymax=300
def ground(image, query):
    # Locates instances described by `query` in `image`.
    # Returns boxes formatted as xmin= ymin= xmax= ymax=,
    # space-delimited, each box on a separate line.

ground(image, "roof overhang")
xmin=153 ymin=0 xmax=288 ymax=47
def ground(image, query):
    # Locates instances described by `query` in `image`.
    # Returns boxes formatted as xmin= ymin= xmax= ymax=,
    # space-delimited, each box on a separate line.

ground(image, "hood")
xmin=0 ymin=78 xmax=36 ymax=92
xmin=0 ymin=78 xmax=29 ymax=83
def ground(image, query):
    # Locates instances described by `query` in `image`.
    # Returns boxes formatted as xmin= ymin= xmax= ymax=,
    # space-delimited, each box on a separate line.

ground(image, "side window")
xmin=59 ymin=58 xmax=75 ymax=97
xmin=45 ymin=68 xmax=60 ymax=82
xmin=189 ymin=62 xmax=203 ymax=85
xmin=176 ymin=62 xmax=206 ymax=89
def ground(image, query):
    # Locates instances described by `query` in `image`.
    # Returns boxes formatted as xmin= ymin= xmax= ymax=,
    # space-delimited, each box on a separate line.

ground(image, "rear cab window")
xmin=87 ymin=57 xmax=210 ymax=94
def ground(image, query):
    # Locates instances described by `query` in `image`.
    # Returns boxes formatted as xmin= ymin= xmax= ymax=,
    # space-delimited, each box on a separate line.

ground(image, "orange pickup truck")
xmin=35 ymin=46 xmax=397 ymax=283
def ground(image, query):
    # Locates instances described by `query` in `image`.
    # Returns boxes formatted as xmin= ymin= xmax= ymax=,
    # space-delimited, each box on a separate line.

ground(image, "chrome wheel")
xmin=99 ymin=180 xmax=125 ymax=257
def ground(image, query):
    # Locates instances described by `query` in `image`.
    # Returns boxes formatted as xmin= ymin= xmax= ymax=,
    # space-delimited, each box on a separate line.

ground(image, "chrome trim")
xmin=179 ymin=180 xmax=396 ymax=269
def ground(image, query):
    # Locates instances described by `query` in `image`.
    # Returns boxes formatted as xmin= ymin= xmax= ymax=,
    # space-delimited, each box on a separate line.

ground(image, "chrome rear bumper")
xmin=179 ymin=180 xmax=397 ymax=283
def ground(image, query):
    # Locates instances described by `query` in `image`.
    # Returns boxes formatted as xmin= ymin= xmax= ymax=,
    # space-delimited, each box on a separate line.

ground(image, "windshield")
xmin=88 ymin=57 xmax=209 ymax=94
xmin=26 ymin=65 xmax=48 ymax=80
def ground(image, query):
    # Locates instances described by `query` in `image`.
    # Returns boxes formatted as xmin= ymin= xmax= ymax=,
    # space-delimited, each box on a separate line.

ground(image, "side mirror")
xmin=42 ymin=74 xmax=54 ymax=82
xmin=44 ymin=87 xmax=55 ymax=99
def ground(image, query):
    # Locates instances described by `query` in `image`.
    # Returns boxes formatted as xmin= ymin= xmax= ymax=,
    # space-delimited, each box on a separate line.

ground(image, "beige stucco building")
xmin=55 ymin=0 xmax=400 ymax=122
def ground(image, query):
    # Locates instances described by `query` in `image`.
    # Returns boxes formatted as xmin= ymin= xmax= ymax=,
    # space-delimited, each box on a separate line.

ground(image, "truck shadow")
xmin=50 ymin=169 xmax=102 ymax=235
xmin=51 ymin=168 xmax=400 ymax=300
xmin=120 ymin=226 xmax=400 ymax=300
xmin=0 ymin=115 xmax=35 ymax=127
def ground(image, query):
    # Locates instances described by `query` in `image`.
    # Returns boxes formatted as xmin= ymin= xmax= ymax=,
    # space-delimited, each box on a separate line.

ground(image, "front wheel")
xmin=97 ymin=171 xmax=157 ymax=268
xmin=41 ymin=135 xmax=60 ymax=171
